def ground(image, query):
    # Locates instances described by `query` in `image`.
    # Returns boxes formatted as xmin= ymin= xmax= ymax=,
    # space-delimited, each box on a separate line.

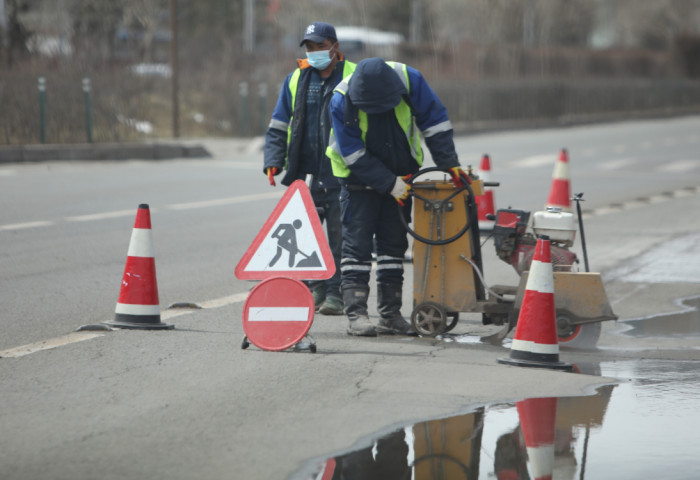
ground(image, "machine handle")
xmin=399 ymin=167 xmax=476 ymax=246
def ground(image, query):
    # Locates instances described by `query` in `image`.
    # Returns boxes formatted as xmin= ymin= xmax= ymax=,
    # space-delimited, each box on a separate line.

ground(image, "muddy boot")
xmin=342 ymin=285 xmax=377 ymax=337
xmin=376 ymin=283 xmax=417 ymax=336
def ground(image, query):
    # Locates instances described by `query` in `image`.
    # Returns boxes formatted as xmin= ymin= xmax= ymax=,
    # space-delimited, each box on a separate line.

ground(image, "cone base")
xmin=497 ymin=356 xmax=573 ymax=371
xmin=104 ymin=314 xmax=174 ymax=330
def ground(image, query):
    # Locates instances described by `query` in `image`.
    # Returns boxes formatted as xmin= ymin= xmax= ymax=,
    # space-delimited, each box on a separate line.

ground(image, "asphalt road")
xmin=1 ymin=116 xmax=699 ymax=480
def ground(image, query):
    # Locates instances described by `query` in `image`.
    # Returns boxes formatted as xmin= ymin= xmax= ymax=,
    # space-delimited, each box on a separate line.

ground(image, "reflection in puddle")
xmin=298 ymin=360 xmax=700 ymax=480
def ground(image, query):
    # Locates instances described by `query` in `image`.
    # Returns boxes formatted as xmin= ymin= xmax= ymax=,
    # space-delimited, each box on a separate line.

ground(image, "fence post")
xmin=239 ymin=81 xmax=249 ymax=137
xmin=38 ymin=76 xmax=46 ymax=144
xmin=82 ymin=77 xmax=93 ymax=143
xmin=258 ymin=83 xmax=268 ymax=136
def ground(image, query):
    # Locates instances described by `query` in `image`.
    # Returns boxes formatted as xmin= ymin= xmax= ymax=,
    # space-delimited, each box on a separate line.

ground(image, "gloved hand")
xmin=390 ymin=176 xmax=412 ymax=206
xmin=448 ymin=166 xmax=470 ymax=189
xmin=266 ymin=167 xmax=279 ymax=186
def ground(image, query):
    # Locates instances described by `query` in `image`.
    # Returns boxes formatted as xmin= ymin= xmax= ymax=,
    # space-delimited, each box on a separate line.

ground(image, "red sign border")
xmin=235 ymin=180 xmax=336 ymax=280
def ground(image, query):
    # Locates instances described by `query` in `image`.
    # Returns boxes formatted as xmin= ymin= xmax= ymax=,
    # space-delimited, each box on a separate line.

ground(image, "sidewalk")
xmin=0 ymin=137 xmax=265 ymax=163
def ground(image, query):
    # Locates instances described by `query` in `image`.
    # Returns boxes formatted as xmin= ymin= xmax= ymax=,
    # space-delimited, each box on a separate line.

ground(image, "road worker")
xmin=263 ymin=22 xmax=356 ymax=315
xmin=326 ymin=57 xmax=468 ymax=336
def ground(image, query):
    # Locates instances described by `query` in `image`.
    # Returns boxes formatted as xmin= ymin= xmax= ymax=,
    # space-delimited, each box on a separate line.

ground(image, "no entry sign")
xmin=242 ymin=277 xmax=314 ymax=351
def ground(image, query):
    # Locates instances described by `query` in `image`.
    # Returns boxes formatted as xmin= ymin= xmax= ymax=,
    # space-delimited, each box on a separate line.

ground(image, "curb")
xmin=0 ymin=142 xmax=212 ymax=163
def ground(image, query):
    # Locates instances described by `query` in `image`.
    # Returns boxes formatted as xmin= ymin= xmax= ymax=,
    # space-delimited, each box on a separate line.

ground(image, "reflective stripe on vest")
xmin=326 ymin=61 xmax=423 ymax=178
xmin=280 ymin=62 xmax=356 ymax=159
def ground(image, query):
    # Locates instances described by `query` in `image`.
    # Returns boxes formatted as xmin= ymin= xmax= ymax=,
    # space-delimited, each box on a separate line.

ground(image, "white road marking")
xmin=657 ymin=160 xmax=699 ymax=173
xmin=509 ymin=154 xmax=557 ymax=168
xmin=66 ymin=209 xmax=143 ymax=222
xmin=598 ymin=158 xmax=636 ymax=171
xmin=0 ymin=220 xmax=55 ymax=231
xmin=4 ymin=291 xmax=251 ymax=358
xmin=0 ymin=191 xmax=281 ymax=231
xmin=167 ymin=191 xmax=282 ymax=210
xmin=0 ymin=333 xmax=104 ymax=358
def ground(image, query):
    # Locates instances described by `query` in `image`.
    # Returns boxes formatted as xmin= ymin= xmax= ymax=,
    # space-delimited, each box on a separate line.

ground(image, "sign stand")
xmin=235 ymin=180 xmax=336 ymax=353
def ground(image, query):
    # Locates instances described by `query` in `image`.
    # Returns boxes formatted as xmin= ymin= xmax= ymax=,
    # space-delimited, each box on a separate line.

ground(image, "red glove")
xmin=448 ymin=167 xmax=470 ymax=189
xmin=266 ymin=167 xmax=279 ymax=186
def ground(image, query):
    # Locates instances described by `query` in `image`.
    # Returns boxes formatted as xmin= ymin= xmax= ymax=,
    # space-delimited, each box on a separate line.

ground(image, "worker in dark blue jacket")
xmin=327 ymin=57 xmax=467 ymax=336
xmin=264 ymin=22 xmax=356 ymax=315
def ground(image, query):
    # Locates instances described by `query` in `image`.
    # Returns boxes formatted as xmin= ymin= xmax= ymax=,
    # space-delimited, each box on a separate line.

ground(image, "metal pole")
xmin=240 ymin=81 xmax=249 ymax=137
xmin=573 ymin=193 xmax=590 ymax=272
xmin=82 ymin=77 xmax=93 ymax=143
xmin=258 ymin=83 xmax=267 ymax=135
xmin=169 ymin=0 xmax=179 ymax=138
xmin=38 ymin=76 xmax=46 ymax=144
xmin=244 ymin=0 xmax=254 ymax=53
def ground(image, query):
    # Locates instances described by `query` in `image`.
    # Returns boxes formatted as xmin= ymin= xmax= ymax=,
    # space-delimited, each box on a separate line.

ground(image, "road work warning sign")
xmin=235 ymin=180 xmax=336 ymax=280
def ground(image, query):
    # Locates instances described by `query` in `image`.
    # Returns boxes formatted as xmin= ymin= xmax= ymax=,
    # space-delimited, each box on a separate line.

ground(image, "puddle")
xmin=294 ymin=360 xmax=700 ymax=480
xmin=618 ymin=296 xmax=700 ymax=338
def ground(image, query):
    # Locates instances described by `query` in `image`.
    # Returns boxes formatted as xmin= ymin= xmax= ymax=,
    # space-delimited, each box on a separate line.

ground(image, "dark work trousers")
xmin=339 ymin=186 xmax=412 ymax=289
xmin=308 ymin=187 xmax=343 ymax=299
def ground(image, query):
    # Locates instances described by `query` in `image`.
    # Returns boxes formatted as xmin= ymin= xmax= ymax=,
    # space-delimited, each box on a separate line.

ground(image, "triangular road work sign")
xmin=235 ymin=180 xmax=336 ymax=280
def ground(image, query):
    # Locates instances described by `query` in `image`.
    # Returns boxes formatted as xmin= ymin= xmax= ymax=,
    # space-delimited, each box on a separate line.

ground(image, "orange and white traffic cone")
xmin=517 ymin=397 xmax=558 ymax=480
xmin=545 ymin=149 xmax=571 ymax=212
xmin=498 ymin=236 xmax=571 ymax=370
xmin=104 ymin=204 xmax=173 ymax=330
xmin=476 ymin=154 xmax=496 ymax=231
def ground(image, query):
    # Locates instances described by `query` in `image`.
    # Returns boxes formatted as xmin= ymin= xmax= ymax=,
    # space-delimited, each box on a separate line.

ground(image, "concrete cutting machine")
xmin=401 ymin=167 xmax=617 ymax=348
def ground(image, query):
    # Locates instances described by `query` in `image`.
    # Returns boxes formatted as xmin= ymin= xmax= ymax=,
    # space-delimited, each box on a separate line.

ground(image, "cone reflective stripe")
xmin=545 ymin=149 xmax=571 ymax=212
xmin=517 ymin=397 xmax=557 ymax=480
xmin=105 ymin=204 xmax=173 ymax=330
xmin=476 ymin=154 xmax=496 ymax=230
xmin=498 ymin=237 xmax=571 ymax=370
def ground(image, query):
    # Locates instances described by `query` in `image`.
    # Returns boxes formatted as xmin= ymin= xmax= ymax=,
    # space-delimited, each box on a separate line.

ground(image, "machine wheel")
xmin=556 ymin=314 xmax=602 ymax=349
xmin=411 ymin=302 xmax=448 ymax=336
xmin=241 ymin=337 xmax=250 ymax=350
xmin=445 ymin=312 xmax=460 ymax=333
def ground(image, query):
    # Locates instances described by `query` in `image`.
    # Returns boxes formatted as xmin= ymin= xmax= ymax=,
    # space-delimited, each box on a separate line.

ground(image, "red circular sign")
xmin=242 ymin=277 xmax=314 ymax=351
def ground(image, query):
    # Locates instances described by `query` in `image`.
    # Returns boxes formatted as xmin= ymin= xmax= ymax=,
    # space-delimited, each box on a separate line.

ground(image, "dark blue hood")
xmin=348 ymin=58 xmax=406 ymax=114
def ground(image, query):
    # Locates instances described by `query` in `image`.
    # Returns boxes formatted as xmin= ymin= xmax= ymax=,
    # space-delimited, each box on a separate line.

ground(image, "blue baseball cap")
xmin=300 ymin=22 xmax=337 ymax=46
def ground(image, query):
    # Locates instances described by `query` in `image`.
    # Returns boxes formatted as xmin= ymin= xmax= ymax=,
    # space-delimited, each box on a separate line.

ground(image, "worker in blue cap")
xmin=263 ymin=22 xmax=356 ymax=316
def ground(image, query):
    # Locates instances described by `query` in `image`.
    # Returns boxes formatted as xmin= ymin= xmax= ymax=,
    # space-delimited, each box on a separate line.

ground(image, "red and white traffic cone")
xmin=545 ymin=149 xmax=571 ymax=212
xmin=104 ymin=204 xmax=173 ymax=330
xmin=498 ymin=236 xmax=571 ymax=370
xmin=517 ymin=397 xmax=558 ymax=480
xmin=476 ymin=154 xmax=496 ymax=231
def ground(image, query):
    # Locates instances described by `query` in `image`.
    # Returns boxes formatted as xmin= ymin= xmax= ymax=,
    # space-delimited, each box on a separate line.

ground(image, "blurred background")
xmin=2 ymin=0 xmax=700 ymax=145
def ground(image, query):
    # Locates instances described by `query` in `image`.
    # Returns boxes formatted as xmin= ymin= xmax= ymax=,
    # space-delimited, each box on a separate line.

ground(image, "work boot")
xmin=318 ymin=295 xmax=344 ymax=316
xmin=376 ymin=283 xmax=417 ymax=336
xmin=342 ymin=285 xmax=377 ymax=337
xmin=311 ymin=284 xmax=327 ymax=312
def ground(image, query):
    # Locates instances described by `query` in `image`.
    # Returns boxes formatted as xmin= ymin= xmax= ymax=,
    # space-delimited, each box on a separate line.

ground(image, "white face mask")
xmin=306 ymin=49 xmax=333 ymax=70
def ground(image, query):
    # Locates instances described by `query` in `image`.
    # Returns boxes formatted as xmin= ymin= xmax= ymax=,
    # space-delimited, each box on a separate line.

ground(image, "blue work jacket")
xmin=263 ymin=56 xmax=356 ymax=189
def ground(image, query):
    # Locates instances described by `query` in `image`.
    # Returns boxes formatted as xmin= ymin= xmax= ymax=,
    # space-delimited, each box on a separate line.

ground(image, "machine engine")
xmin=492 ymin=207 xmax=578 ymax=275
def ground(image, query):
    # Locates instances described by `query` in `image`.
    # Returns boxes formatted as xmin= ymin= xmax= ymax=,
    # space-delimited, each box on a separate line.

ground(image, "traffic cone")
xmin=517 ymin=397 xmax=557 ymax=480
xmin=476 ymin=154 xmax=496 ymax=231
xmin=498 ymin=236 xmax=572 ymax=370
xmin=545 ymin=149 xmax=571 ymax=212
xmin=104 ymin=204 xmax=173 ymax=330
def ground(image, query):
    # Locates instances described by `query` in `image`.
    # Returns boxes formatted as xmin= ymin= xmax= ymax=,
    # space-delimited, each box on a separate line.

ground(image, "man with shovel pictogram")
xmin=269 ymin=219 xmax=322 ymax=268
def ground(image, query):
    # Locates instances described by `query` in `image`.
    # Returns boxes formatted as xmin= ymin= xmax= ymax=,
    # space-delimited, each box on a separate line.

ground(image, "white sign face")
xmin=242 ymin=190 xmax=327 ymax=272
xmin=235 ymin=180 xmax=335 ymax=280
